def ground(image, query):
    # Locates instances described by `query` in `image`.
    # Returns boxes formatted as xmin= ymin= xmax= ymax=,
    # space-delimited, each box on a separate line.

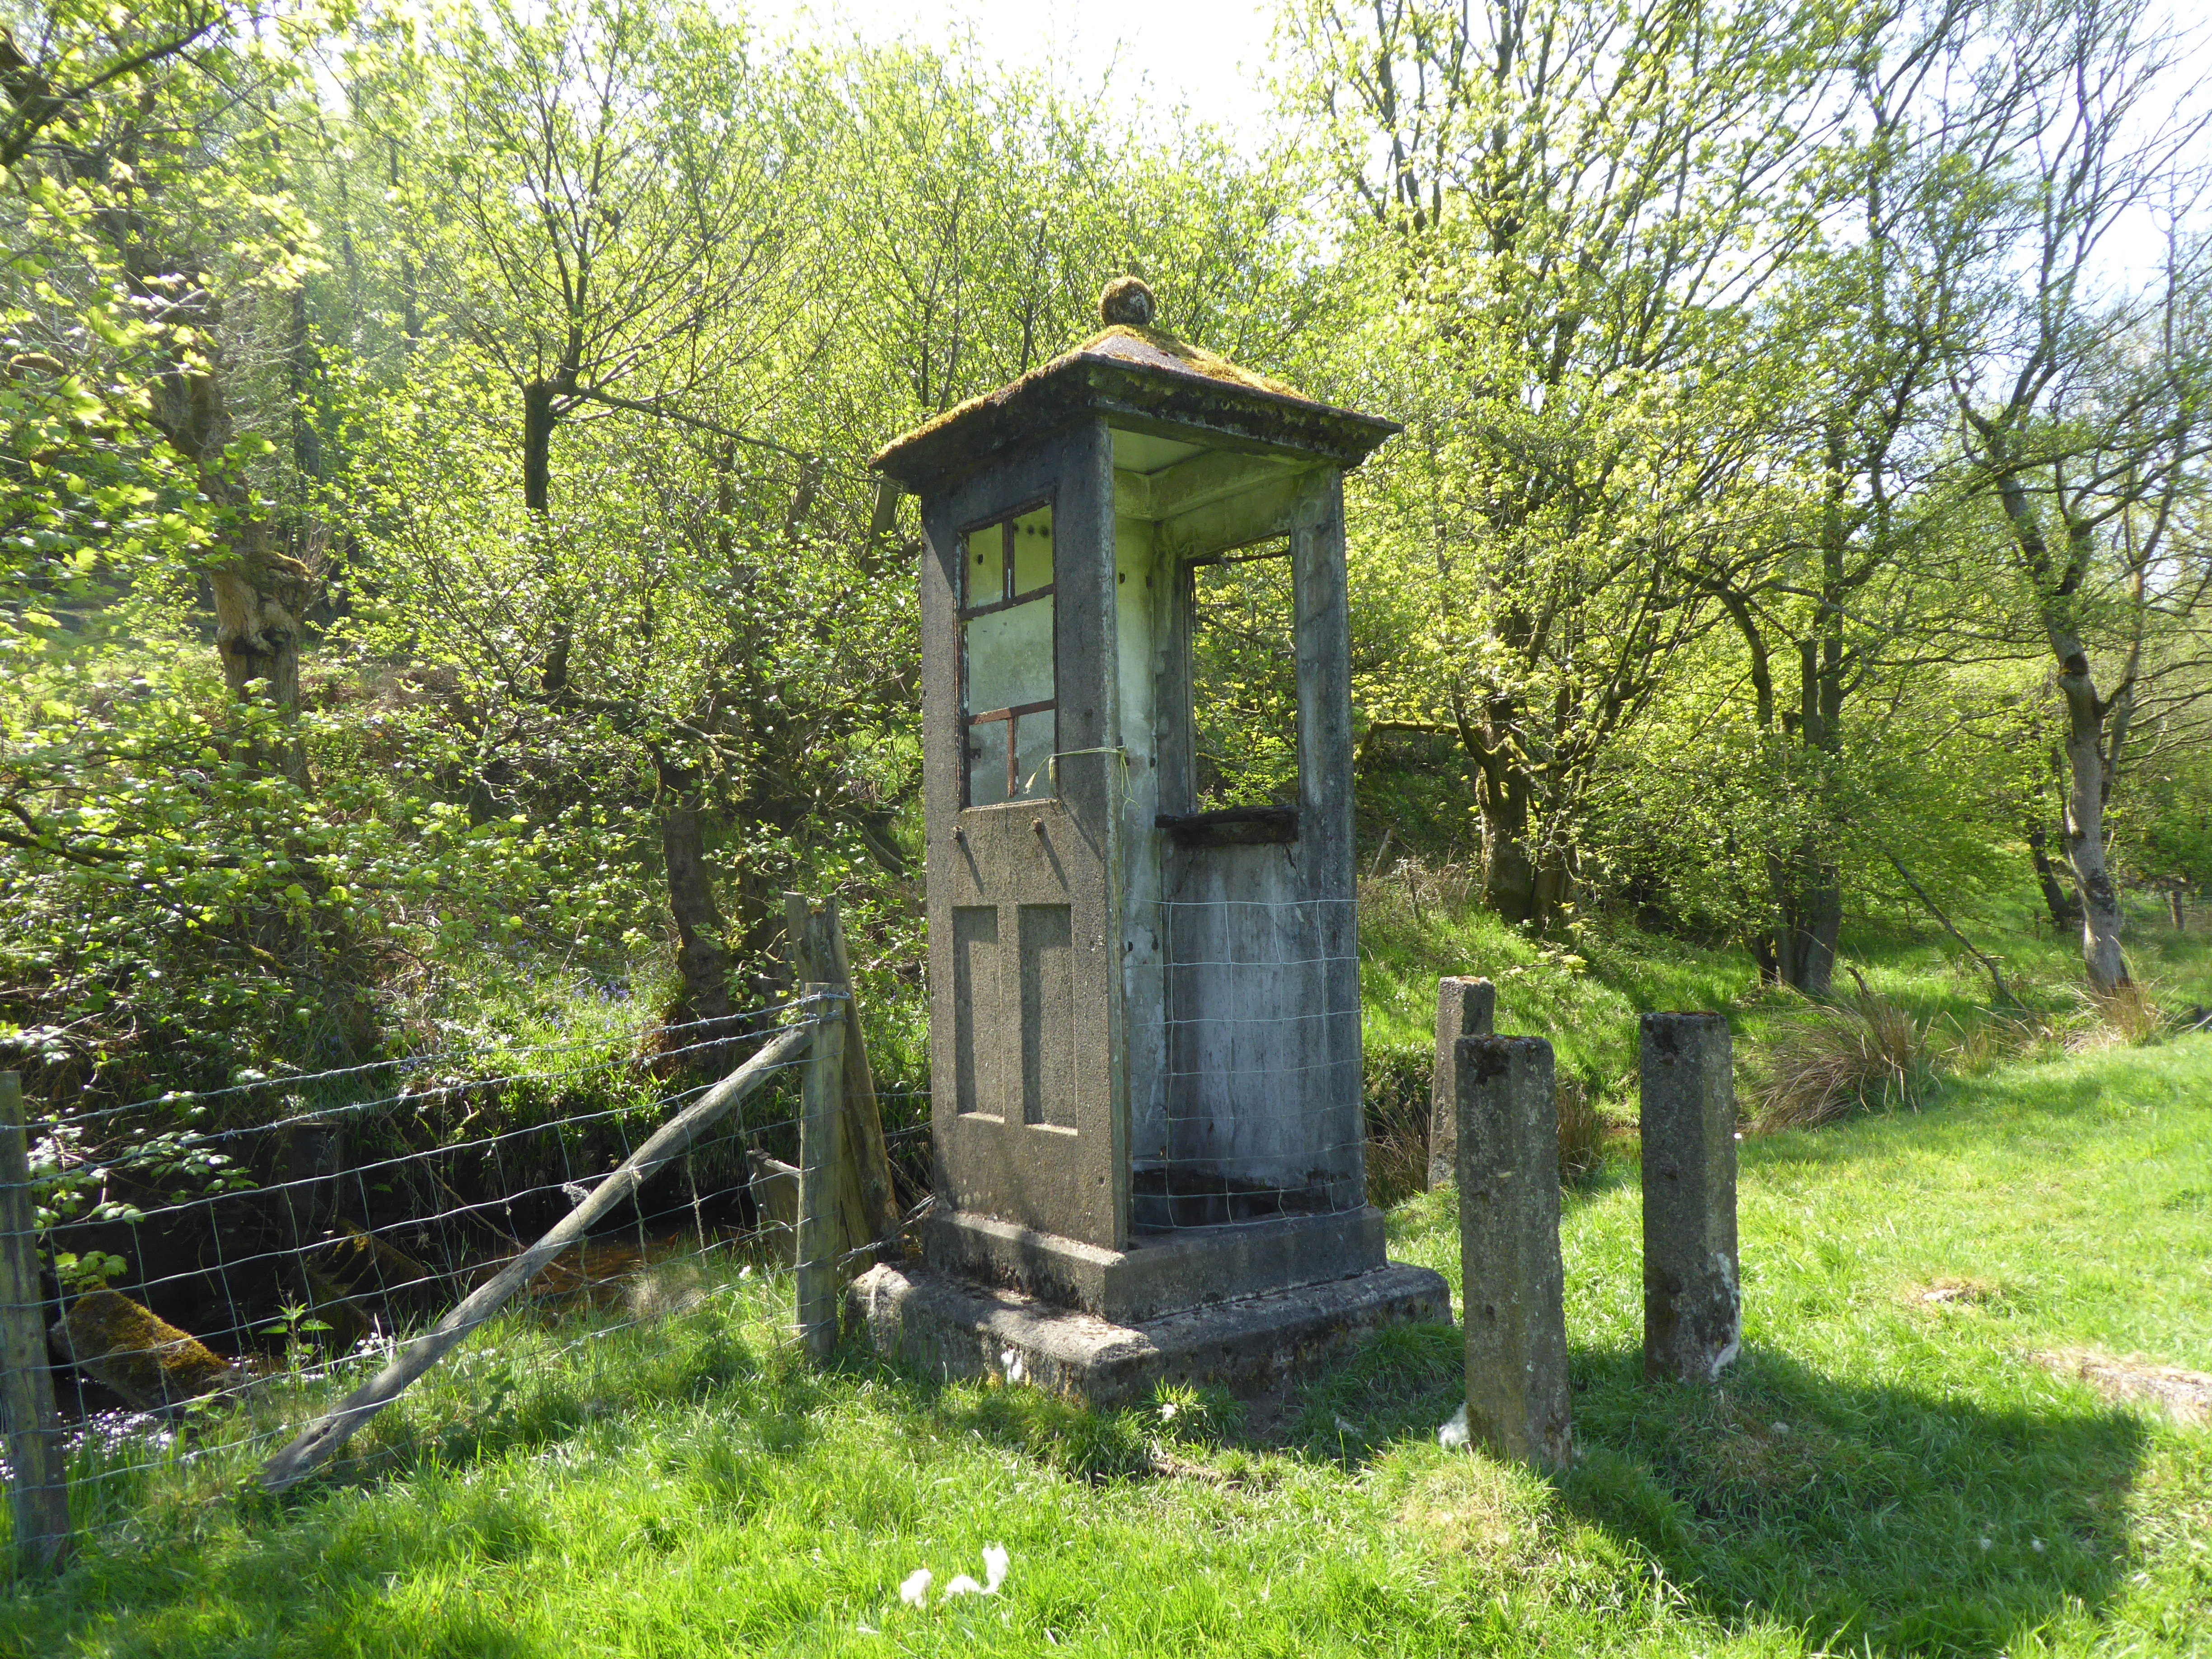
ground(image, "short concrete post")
xmin=1427 ymin=977 xmax=1495 ymax=1190
xmin=1455 ymin=1036 xmax=1572 ymax=1469
xmin=1638 ymin=1013 xmax=1740 ymax=1384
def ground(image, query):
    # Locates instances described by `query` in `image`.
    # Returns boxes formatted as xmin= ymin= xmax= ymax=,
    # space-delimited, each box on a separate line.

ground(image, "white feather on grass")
xmin=940 ymin=1543 xmax=1011 ymax=1602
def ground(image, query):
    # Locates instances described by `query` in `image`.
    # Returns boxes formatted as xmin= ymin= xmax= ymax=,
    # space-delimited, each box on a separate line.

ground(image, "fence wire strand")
xmin=0 ymin=995 xmax=892 ymax=1556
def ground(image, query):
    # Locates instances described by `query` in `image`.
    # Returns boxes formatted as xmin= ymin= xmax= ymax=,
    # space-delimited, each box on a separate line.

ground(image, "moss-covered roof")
xmin=1078 ymin=324 xmax=1311 ymax=399
xmin=872 ymin=323 xmax=1397 ymax=493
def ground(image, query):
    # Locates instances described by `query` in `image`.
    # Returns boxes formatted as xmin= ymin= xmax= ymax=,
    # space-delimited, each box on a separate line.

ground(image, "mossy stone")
xmin=53 ymin=1289 xmax=235 ymax=1409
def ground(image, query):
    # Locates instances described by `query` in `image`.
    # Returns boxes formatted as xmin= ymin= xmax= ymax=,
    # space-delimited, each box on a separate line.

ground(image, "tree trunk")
xmin=208 ymin=552 xmax=307 ymax=780
xmin=145 ymin=334 xmax=316 ymax=780
xmin=657 ymin=772 xmax=733 ymax=1034
xmin=1478 ymin=763 xmax=1539 ymax=925
xmin=2025 ymin=818 xmax=2081 ymax=931
xmin=1767 ymin=587 xmax=1846 ymax=996
xmin=1769 ymin=843 xmax=1841 ymax=997
xmin=2058 ymin=676 xmax=2129 ymax=992
xmin=523 ymin=380 xmax=556 ymax=514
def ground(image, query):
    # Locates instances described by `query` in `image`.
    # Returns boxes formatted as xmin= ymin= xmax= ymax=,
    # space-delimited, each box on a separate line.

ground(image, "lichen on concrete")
xmin=872 ymin=280 xmax=1390 ymax=492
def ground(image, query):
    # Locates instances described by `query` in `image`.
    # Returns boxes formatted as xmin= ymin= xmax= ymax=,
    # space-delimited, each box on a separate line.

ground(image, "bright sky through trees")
xmin=763 ymin=0 xmax=2206 ymax=289
xmin=759 ymin=0 xmax=1279 ymax=140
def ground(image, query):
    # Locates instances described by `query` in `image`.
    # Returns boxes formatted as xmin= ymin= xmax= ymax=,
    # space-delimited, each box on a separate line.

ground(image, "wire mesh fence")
xmin=3 ymin=880 xmax=1437 ymax=1567
xmin=0 ymin=990 xmax=931 ymax=1563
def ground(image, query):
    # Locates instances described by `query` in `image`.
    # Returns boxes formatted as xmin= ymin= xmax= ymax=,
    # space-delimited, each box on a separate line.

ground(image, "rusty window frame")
xmin=957 ymin=494 xmax=1057 ymax=808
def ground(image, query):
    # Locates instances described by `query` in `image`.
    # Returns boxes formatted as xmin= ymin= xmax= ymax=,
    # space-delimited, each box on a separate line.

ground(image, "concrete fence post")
xmin=1427 ymin=978 xmax=1495 ymax=1190
xmin=1638 ymin=1013 xmax=1741 ymax=1384
xmin=1455 ymin=1036 xmax=1572 ymax=1469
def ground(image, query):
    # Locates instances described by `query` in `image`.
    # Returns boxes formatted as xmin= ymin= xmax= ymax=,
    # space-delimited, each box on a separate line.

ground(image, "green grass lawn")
xmin=7 ymin=1022 xmax=2208 ymax=1657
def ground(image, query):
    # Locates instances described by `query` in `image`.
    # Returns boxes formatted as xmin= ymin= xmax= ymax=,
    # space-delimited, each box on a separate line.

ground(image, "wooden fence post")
xmin=0 ymin=1071 xmax=70 ymax=1573
xmin=784 ymin=893 xmax=900 ymax=1261
xmin=796 ymin=987 xmax=847 ymax=1362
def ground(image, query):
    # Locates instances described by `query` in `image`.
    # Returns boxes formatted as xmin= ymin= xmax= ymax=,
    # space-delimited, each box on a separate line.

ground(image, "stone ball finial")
xmin=1100 ymin=275 xmax=1157 ymax=328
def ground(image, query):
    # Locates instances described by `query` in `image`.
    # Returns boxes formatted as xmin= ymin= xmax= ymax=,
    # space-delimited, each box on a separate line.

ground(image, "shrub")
xmin=1750 ymin=989 xmax=1939 ymax=1130
xmin=1364 ymin=1042 xmax=1610 ymax=1204
xmin=1364 ymin=1045 xmax=1432 ymax=1209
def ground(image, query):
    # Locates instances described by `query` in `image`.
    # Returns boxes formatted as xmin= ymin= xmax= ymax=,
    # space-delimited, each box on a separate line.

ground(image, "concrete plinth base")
xmin=925 ymin=1205 xmax=1389 ymax=1325
xmin=848 ymin=1259 xmax=1452 ymax=1408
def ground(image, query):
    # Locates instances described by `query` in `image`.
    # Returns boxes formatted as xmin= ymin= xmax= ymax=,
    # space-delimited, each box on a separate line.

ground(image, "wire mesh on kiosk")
xmin=1134 ymin=895 xmax=1365 ymax=1229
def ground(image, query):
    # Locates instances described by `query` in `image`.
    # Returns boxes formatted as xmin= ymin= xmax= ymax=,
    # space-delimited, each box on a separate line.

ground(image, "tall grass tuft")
xmin=1364 ymin=1047 xmax=1432 ymax=1209
xmin=2067 ymin=980 xmax=2172 ymax=1051
xmin=1556 ymin=1076 xmax=1606 ymax=1181
xmin=1750 ymin=987 xmax=1939 ymax=1130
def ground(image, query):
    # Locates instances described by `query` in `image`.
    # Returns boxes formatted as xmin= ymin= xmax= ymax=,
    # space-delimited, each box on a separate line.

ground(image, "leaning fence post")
xmin=796 ymin=988 xmax=847 ymax=1363
xmin=0 ymin=1070 xmax=70 ymax=1573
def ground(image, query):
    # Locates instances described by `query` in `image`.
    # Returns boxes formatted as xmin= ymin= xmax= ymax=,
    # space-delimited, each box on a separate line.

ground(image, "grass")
xmin=7 ymin=1023 xmax=2210 ymax=1654
xmin=1358 ymin=875 xmax=2212 ymax=1116
xmin=1746 ymin=988 xmax=1940 ymax=1129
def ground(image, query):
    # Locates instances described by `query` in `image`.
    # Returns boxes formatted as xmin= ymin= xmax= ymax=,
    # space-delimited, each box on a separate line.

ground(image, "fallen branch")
xmin=1881 ymin=850 xmax=2015 ymax=1006
xmin=259 ymin=1016 xmax=821 ymax=1491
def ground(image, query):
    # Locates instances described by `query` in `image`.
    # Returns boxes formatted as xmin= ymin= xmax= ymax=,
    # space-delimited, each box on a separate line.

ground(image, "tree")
xmin=356 ymin=0 xmax=816 ymax=1027
xmin=1687 ymin=0 xmax=2025 ymax=992
xmin=396 ymin=0 xmax=799 ymax=520
xmin=3 ymin=0 xmax=332 ymax=769
xmin=1283 ymin=0 xmax=1853 ymax=929
xmin=1946 ymin=0 xmax=2212 ymax=991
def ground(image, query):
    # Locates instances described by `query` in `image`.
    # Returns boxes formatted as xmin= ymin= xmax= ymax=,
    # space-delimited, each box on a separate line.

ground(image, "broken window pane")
xmin=1189 ymin=548 xmax=1298 ymax=811
xmin=964 ymin=600 xmax=1056 ymax=805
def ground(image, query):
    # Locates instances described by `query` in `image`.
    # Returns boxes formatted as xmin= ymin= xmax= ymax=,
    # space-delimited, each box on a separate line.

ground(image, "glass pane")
xmin=1013 ymin=706 xmax=1057 ymax=800
xmin=962 ymin=590 xmax=1056 ymax=806
xmin=967 ymin=722 xmax=1011 ymax=808
xmin=965 ymin=523 xmax=1004 ymax=608
xmin=1190 ymin=551 xmax=1298 ymax=811
xmin=964 ymin=594 xmax=1054 ymax=715
xmin=1012 ymin=504 xmax=1053 ymax=596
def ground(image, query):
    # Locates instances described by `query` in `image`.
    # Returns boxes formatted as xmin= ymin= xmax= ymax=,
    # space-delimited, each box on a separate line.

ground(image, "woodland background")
xmin=4 ymin=0 xmax=2209 ymax=1125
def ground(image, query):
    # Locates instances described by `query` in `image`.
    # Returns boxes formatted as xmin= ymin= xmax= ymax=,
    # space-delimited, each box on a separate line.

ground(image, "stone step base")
xmin=846 ymin=1260 xmax=1452 ymax=1409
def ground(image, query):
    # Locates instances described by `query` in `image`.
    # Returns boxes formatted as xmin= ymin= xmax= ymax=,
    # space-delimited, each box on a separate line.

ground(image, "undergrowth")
xmin=1747 ymin=988 xmax=1939 ymax=1129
